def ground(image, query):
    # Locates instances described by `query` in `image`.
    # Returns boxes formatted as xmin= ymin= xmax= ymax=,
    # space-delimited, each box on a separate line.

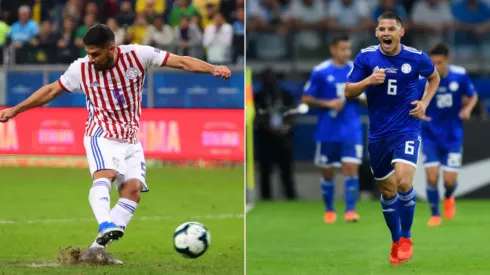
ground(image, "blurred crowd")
xmin=247 ymin=0 xmax=490 ymax=61
xmin=0 ymin=0 xmax=244 ymax=65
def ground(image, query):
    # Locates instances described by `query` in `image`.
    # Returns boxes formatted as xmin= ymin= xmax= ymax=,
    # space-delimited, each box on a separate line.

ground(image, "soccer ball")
xmin=173 ymin=221 xmax=210 ymax=258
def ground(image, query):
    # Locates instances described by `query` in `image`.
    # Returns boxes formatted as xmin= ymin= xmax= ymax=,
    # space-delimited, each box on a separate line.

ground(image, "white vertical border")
xmin=243 ymin=2 xmax=248 ymax=274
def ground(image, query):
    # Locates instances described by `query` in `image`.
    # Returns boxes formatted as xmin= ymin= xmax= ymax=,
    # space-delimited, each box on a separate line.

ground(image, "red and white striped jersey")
xmin=58 ymin=44 xmax=169 ymax=144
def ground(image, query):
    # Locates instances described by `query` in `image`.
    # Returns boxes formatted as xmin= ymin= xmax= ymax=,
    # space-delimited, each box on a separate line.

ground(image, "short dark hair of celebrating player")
xmin=377 ymin=11 xmax=403 ymax=27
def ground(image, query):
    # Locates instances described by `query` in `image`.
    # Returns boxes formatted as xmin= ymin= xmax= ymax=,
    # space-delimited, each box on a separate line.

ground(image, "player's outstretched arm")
xmin=165 ymin=54 xmax=231 ymax=79
xmin=0 ymin=81 xmax=65 ymax=123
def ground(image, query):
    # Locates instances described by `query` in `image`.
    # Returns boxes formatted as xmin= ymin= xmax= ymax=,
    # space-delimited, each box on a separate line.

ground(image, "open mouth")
xmin=382 ymin=38 xmax=393 ymax=45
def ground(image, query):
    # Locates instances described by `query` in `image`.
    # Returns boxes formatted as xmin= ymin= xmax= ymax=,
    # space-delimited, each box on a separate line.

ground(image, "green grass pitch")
xmin=247 ymin=200 xmax=490 ymax=275
xmin=0 ymin=167 xmax=244 ymax=275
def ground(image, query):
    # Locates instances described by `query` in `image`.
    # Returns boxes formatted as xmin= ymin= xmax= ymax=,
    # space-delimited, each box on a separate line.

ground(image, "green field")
xmin=0 ymin=167 xmax=244 ymax=275
xmin=247 ymin=200 xmax=490 ymax=275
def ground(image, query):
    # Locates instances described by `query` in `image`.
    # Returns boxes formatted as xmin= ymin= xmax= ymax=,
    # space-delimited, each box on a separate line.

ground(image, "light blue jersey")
xmin=419 ymin=65 xmax=476 ymax=148
xmin=304 ymin=59 xmax=362 ymax=143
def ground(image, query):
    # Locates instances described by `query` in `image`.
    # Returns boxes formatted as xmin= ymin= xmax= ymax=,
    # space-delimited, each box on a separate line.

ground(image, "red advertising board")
xmin=0 ymin=108 xmax=244 ymax=162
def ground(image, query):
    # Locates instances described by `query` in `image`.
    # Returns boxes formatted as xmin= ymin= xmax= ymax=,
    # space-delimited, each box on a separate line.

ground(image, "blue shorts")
xmin=422 ymin=139 xmax=462 ymax=172
xmin=368 ymin=133 xmax=421 ymax=180
xmin=314 ymin=142 xmax=363 ymax=168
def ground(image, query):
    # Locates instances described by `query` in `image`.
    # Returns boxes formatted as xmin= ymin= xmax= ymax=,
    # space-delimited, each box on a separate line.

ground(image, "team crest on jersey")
xmin=449 ymin=81 xmax=459 ymax=92
xmin=125 ymin=67 xmax=139 ymax=80
xmin=327 ymin=75 xmax=335 ymax=82
xmin=91 ymin=80 xmax=99 ymax=87
xmin=401 ymin=63 xmax=411 ymax=74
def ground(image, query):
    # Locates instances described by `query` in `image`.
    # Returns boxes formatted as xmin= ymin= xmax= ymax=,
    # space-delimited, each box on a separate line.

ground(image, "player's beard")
xmin=94 ymin=55 xmax=114 ymax=71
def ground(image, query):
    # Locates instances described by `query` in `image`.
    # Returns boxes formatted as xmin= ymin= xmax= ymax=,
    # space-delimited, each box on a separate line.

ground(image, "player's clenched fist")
xmin=0 ymin=107 xmax=17 ymax=123
xmin=213 ymin=66 xmax=232 ymax=80
xmin=368 ymin=69 xmax=386 ymax=85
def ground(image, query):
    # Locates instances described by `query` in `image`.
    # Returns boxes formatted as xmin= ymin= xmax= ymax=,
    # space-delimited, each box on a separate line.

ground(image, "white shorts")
xmin=83 ymin=136 xmax=149 ymax=192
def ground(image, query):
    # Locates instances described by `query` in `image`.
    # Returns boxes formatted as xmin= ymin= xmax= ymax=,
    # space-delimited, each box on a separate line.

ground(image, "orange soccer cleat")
xmin=444 ymin=197 xmax=456 ymax=220
xmin=344 ymin=211 xmax=360 ymax=222
xmin=427 ymin=216 xmax=442 ymax=227
xmin=390 ymin=242 xmax=402 ymax=266
xmin=397 ymin=237 xmax=413 ymax=262
xmin=324 ymin=211 xmax=336 ymax=224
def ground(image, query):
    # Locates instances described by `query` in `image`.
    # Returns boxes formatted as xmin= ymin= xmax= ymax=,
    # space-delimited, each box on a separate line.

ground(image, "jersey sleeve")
xmin=134 ymin=44 xmax=170 ymax=69
xmin=303 ymin=70 xmax=321 ymax=97
xmin=418 ymin=52 xmax=435 ymax=78
xmin=461 ymin=74 xmax=476 ymax=97
xmin=58 ymin=59 xmax=82 ymax=92
xmin=347 ymin=53 xmax=368 ymax=83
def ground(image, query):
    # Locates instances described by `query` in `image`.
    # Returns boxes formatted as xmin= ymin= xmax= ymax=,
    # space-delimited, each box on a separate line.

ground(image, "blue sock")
xmin=344 ymin=176 xmax=359 ymax=212
xmin=381 ymin=194 xmax=400 ymax=242
xmin=426 ymin=185 xmax=440 ymax=216
xmin=444 ymin=182 xmax=457 ymax=199
xmin=321 ymin=178 xmax=335 ymax=211
xmin=398 ymin=187 xmax=416 ymax=238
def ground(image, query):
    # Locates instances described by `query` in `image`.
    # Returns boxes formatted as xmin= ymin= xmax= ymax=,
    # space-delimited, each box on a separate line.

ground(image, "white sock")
xmin=110 ymin=198 xmax=138 ymax=230
xmin=89 ymin=178 xmax=112 ymax=225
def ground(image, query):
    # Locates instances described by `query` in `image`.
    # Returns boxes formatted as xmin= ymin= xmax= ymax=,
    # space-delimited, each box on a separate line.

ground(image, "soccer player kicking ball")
xmin=302 ymin=35 xmax=365 ymax=224
xmin=418 ymin=44 xmax=478 ymax=227
xmin=344 ymin=12 xmax=440 ymax=265
xmin=0 ymin=24 xmax=231 ymax=264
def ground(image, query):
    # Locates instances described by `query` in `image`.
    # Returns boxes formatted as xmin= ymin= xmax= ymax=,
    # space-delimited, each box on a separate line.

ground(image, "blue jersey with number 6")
xmin=418 ymin=65 xmax=475 ymax=148
xmin=347 ymin=45 xmax=435 ymax=141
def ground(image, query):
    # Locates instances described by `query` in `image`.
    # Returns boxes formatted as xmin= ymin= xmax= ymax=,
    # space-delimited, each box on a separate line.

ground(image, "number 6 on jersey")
xmin=387 ymin=79 xmax=397 ymax=95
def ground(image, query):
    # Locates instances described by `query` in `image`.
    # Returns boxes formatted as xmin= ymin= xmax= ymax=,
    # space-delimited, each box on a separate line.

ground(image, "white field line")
xmin=27 ymin=262 xmax=62 ymax=268
xmin=0 ymin=213 xmax=244 ymax=225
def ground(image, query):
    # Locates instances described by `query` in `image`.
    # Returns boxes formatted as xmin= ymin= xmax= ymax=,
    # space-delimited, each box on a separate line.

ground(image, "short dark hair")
xmin=377 ymin=11 xmax=403 ymax=27
xmin=330 ymin=34 xmax=350 ymax=47
xmin=429 ymin=43 xmax=450 ymax=56
xmin=82 ymin=24 xmax=115 ymax=47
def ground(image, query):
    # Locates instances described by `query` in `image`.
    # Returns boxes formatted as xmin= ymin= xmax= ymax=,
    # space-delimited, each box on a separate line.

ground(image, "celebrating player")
xmin=302 ymin=35 xmax=365 ymax=224
xmin=419 ymin=44 xmax=478 ymax=227
xmin=344 ymin=12 xmax=440 ymax=265
xmin=0 ymin=24 xmax=231 ymax=264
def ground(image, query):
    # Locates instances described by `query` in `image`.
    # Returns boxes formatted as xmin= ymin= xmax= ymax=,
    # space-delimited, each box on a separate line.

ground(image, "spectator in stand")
xmin=75 ymin=14 xmax=97 ymax=57
xmin=8 ymin=5 xmax=39 ymax=49
xmin=247 ymin=0 xmax=288 ymax=59
xmin=143 ymin=15 xmax=175 ymax=51
xmin=202 ymin=3 xmax=220 ymax=30
xmin=117 ymin=0 xmax=136 ymax=29
xmin=326 ymin=0 xmax=371 ymax=52
xmin=107 ymin=17 xmax=126 ymax=46
xmin=136 ymin=0 xmax=165 ymax=23
xmin=174 ymin=16 xmax=203 ymax=57
xmin=282 ymin=0 xmax=327 ymax=51
xmin=452 ymin=0 xmax=490 ymax=48
xmin=247 ymin=0 xmax=285 ymax=32
xmin=221 ymin=0 xmax=240 ymax=22
xmin=203 ymin=12 xmax=233 ymax=63
xmin=29 ymin=20 xmax=57 ymax=63
xmin=372 ymin=0 xmax=409 ymax=24
xmin=233 ymin=6 xmax=244 ymax=63
xmin=168 ymin=0 xmax=201 ymax=27
xmin=63 ymin=0 xmax=83 ymax=24
xmin=410 ymin=0 xmax=454 ymax=51
xmin=0 ymin=15 xmax=10 ymax=48
xmin=57 ymin=17 xmax=77 ymax=63
xmin=84 ymin=1 xmax=103 ymax=23
xmin=126 ymin=14 xmax=148 ymax=45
